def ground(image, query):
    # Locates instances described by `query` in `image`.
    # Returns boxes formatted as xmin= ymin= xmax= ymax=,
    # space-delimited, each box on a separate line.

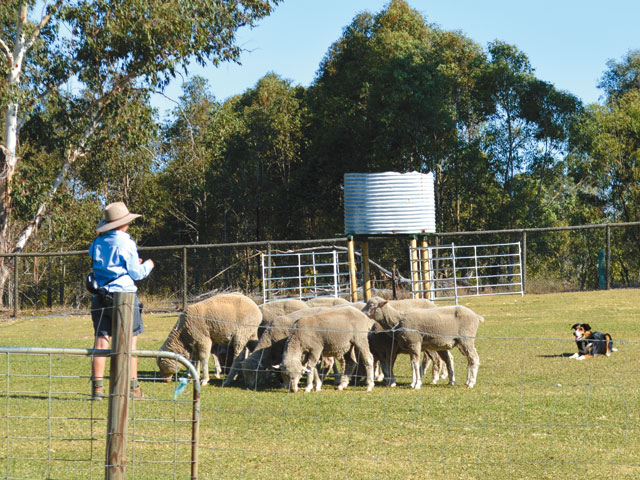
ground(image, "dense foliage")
xmin=3 ymin=0 xmax=640 ymax=292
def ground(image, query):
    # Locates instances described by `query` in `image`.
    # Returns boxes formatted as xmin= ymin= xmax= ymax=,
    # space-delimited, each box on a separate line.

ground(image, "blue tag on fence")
xmin=173 ymin=377 xmax=190 ymax=400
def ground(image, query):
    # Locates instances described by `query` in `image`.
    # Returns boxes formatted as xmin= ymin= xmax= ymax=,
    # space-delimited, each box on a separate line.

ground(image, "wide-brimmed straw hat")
xmin=96 ymin=202 xmax=141 ymax=233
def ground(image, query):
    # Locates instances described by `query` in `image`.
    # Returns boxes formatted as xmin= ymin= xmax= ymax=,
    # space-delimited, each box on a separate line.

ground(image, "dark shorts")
xmin=91 ymin=293 xmax=144 ymax=338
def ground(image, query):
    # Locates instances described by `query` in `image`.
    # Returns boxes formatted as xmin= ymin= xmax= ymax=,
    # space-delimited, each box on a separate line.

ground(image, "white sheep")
xmin=304 ymin=296 xmax=349 ymax=307
xmin=281 ymin=305 xmax=375 ymax=393
xmin=362 ymin=296 xmax=483 ymax=389
xmin=356 ymin=298 xmax=448 ymax=387
xmin=157 ymin=293 xmax=262 ymax=386
xmin=389 ymin=298 xmax=449 ymax=385
xmin=241 ymin=307 xmax=318 ymax=390
xmin=259 ymin=298 xmax=309 ymax=324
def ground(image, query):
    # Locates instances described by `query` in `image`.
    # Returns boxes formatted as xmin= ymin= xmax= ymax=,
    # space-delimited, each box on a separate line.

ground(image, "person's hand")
xmin=146 ymin=259 xmax=155 ymax=269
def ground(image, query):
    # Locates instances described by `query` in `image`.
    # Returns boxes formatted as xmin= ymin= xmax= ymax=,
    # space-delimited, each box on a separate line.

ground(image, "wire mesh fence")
xmin=0 ymin=222 xmax=639 ymax=317
xmin=1 ymin=288 xmax=640 ymax=479
xmin=0 ymin=347 xmax=200 ymax=480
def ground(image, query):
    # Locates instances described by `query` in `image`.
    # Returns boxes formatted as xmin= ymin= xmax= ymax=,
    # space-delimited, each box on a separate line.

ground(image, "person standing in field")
xmin=88 ymin=202 xmax=154 ymax=400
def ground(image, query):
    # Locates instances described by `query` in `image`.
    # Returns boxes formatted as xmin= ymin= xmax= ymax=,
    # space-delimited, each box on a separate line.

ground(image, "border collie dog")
xmin=570 ymin=323 xmax=615 ymax=360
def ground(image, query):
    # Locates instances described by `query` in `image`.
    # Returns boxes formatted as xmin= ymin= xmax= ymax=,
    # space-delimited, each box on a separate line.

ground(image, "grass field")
xmin=1 ymin=289 xmax=640 ymax=479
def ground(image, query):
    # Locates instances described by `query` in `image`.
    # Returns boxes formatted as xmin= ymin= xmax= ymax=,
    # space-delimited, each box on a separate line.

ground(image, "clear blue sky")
xmin=153 ymin=0 xmax=639 ymax=118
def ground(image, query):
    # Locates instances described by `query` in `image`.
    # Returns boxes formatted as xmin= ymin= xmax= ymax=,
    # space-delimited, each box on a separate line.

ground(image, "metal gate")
xmin=410 ymin=242 xmax=524 ymax=303
xmin=261 ymin=249 xmax=358 ymax=302
xmin=0 ymin=347 xmax=200 ymax=479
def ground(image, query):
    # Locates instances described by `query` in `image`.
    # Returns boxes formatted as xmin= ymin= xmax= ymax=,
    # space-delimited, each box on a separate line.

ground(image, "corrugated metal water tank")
xmin=344 ymin=171 xmax=436 ymax=235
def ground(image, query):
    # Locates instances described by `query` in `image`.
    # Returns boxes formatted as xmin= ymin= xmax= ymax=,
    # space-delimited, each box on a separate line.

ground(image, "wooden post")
xmin=361 ymin=239 xmax=371 ymax=301
xmin=347 ymin=236 xmax=358 ymax=303
xmin=420 ymin=237 xmax=431 ymax=300
xmin=13 ymin=255 xmax=18 ymax=317
xmin=182 ymin=247 xmax=188 ymax=311
xmin=409 ymin=236 xmax=420 ymax=298
xmin=105 ymin=292 xmax=135 ymax=480
xmin=392 ymin=262 xmax=397 ymax=300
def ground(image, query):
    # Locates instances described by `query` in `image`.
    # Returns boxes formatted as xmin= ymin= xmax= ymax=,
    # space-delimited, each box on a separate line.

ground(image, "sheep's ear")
xmin=271 ymin=364 xmax=281 ymax=370
xmin=380 ymin=300 xmax=388 ymax=307
xmin=302 ymin=366 xmax=312 ymax=374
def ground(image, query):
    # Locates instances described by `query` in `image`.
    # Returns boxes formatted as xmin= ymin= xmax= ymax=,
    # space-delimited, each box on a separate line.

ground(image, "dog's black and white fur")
xmin=570 ymin=323 xmax=615 ymax=360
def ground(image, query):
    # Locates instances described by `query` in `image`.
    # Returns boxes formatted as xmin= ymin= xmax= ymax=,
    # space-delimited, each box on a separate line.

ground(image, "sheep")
xmin=241 ymin=305 xmax=352 ymax=390
xmin=259 ymin=298 xmax=309 ymax=325
xmin=353 ymin=298 xmax=447 ymax=387
xmin=157 ymin=293 xmax=262 ymax=387
xmin=388 ymin=298 xmax=449 ymax=385
xmin=241 ymin=309 xmax=310 ymax=390
xmin=304 ymin=296 xmax=349 ymax=307
xmin=389 ymin=298 xmax=437 ymax=310
xmin=362 ymin=296 xmax=483 ymax=389
xmin=281 ymin=305 xmax=375 ymax=393
xmin=360 ymin=320 xmax=450 ymax=387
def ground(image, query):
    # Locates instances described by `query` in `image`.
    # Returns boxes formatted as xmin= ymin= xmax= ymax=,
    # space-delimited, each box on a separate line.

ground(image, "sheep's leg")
xmin=334 ymin=355 xmax=346 ymax=386
xmin=423 ymin=349 xmax=444 ymax=384
xmin=410 ymin=351 xmax=422 ymax=389
xmin=197 ymin=338 xmax=213 ymax=386
xmin=457 ymin=341 xmax=479 ymax=388
xmin=351 ymin=337 xmax=374 ymax=391
xmin=374 ymin=360 xmax=385 ymax=382
xmin=377 ymin=352 xmax=395 ymax=387
xmin=317 ymin=356 xmax=334 ymax=388
xmin=222 ymin=338 xmax=247 ymax=387
xmin=338 ymin=353 xmax=357 ymax=390
xmin=437 ymin=350 xmax=455 ymax=386
xmin=211 ymin=353 xmax=222 ymax=379
xmin=363 ymin=351 xmax=375 ymax=391
xmin=304 ymin=353 xmax=320 ymax=393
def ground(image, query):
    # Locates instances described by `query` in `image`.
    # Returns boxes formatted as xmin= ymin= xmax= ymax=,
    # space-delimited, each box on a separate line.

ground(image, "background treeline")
xmin=4 ymin=1 xmax=640 ymax=292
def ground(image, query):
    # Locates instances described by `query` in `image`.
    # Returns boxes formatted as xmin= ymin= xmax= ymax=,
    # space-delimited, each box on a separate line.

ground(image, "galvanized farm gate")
xmin=261 ymin=248 xmax=360 ymax=303
xmin=410 ymin=241 xmax=524 ymax=303
xmin=0 ymin=347 xmax=200 ymax=480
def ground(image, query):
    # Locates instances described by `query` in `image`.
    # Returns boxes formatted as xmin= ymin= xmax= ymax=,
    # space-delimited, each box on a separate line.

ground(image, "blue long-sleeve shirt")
xmin=88 ymin=230 xmax=153 ymax=293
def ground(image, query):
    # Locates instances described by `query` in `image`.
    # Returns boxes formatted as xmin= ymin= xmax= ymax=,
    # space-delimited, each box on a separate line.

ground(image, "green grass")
xmin=1 ymin=289 xmax=640 ymax=479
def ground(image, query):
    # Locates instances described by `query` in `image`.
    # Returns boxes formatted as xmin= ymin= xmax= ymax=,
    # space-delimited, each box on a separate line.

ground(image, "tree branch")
xmin=0 ymin=39 xmax=11 ymax=64
xmin=12 ymin=101 xmax=106 ymax=253
xmin=23 ymin=0 xmax=64 ymax=53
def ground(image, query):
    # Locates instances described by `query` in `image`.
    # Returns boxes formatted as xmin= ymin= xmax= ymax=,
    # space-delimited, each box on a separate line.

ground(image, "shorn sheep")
xmin=362 ymin=296 xmax=483 ymax=389
xmin=281 ymin=305 xmax=375 ymax=393
xmin=258 ymin=298 xmax=309 ymax=326
xmin=388 ymin=298 xmax=449 ymax=385
xmin=241 ymin=307 xmax=322 ymax=390
xmin=157 ymin=293 xmax=262 ymax=386
xmin=304 ymin=297 xmax=349 ymax=307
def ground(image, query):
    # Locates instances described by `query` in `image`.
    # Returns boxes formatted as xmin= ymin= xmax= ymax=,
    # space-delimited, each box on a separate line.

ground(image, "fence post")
xmin=182 ymin=247 xmax=188 ymax=311
xmin=606 ymin=225 xmax=611 ymax=290
xmin=105 ymin=292 xmax=135 ymax=480
xmin=13 ymin=255 xmax=18 ymax=318
xmin=451 ymin=243 xmax=458 ymax=305
xmin=347 ymin=236 xmax=358 ymax=302
xmin=361 ymin=239 xmax=371 ymax=301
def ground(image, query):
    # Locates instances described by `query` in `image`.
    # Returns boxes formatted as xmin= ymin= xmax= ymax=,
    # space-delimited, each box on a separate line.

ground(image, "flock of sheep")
xmin=156 ymin=292 xmax=484 ymax=392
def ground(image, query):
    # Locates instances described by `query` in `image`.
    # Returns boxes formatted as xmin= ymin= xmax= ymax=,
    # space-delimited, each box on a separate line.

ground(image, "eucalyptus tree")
xmin=304 ymin=0 xmax=492 ymax=235
xmin=0 ymin=0 xmax=279 ymax=304
xmin=215 ymin=73 xmax=306 ymax=242
xmin=598 ymin=49 xmax=640 ymax=103
xmin=158 ymin=76 xmax=220 ymax=244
